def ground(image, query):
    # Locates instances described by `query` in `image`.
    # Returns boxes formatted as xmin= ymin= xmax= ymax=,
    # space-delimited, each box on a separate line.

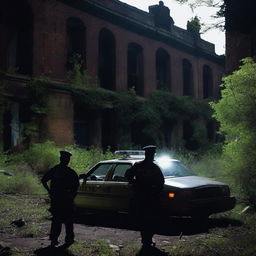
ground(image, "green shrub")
xmin=0 ymin=171 xmax=43 ymax=194
xmin=66 ymin=146 xmax=115 ymax=174
xmin=211 ymin=58 xmax=256 ymax=206
xmin=22 ymin=141 xmax=59 ymax=174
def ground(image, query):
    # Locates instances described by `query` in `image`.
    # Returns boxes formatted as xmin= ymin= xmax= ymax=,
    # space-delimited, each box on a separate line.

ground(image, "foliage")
xmin=0 ymin=141 xmax=115 ymax=176
xmin=211 ymin=58 xmax=256 ymax=206
xmin=73 ymin=87 xmax=115 ymax=110
xmin=132 ymin=90 xmax=213 ymax=148
xmin=0 ymin=170 xmax=43 ymax=195
xmin=67 ymin=54 xmax=99 ymax=89
xmin=22 ymin=141 xmax=59 ymax=174
xmin=187 ymin=16 xmax=201 ymax=34
xmin=66 ymin=146 xmax=115 ymax=174
xmin=22 ymin=77 xmax=50 ymax=142
xmin=174 ymin=0 xmax=225 ymax=31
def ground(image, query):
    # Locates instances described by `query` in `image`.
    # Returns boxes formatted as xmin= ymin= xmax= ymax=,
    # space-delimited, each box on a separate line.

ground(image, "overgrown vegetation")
xmin=0 ymin=143 xmax=255 ymax=255
xmin=0 ymin=141 xmax=115 ymax=194
xmin=211 ymin=58 xmax=256 ymax=207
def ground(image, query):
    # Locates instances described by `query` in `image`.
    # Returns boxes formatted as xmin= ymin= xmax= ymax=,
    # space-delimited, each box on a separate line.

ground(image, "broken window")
xmin=67 ymin=17 xmax=86 ymax=70
xmin=182 ymin=59 xmax=194 ymax=96
xmin=127 ymin=43 xmax=144 ymax=96
xmin=156 ymin=48 xmax=170 ymax=90
xmin=98 ymin=28 xmax=116 ymax=90
xmin=203 ymin=65 xmax=213 ymax=98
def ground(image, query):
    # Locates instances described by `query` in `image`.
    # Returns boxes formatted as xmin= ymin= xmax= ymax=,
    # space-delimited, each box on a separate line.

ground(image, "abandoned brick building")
xmin=0 ymin=0 xmax=225 ymax=151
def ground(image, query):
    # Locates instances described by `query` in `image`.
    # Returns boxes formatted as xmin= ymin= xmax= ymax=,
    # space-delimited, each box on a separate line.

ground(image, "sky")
xmin=120 ymin=0 xmax=225 ymax=55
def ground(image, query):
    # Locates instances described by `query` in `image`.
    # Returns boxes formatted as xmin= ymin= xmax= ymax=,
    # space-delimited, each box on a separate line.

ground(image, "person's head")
xmin=143 ymin=145 xmax=156 ymax=162
xmin=59 ymin=150 xmax=72 ymax=166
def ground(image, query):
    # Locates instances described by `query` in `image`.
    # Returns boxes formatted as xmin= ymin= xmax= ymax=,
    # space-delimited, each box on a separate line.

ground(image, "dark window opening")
xmin=156 ymin=48 xmax=170 ymax=90
xmin=1 ymin=0 xmax=33 ymax=75
xmin=127 ymin=43 xmax=144 ymax=96
xmin=74 ymin=103 xmax=90 ymax=147
xmin=203 ymin=65 xmax=213 ymax=98
xmin=67 ymin=17 xmax=86 ymax=70
xmin=183 ymin=59 xmax=194 ymax=96
xmin=98 ymin=28 xmax=116 ymax=90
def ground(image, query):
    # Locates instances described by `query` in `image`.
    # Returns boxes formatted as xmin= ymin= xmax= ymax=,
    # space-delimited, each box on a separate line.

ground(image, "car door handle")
xmin=96 ymin=185 xmax=100 ymax=188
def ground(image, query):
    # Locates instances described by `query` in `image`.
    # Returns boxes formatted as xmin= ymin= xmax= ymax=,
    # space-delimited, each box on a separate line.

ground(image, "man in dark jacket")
xmin=42 ymin=150 xmax=79 ymax=247
xmin=125 ymin=145 xmax=165 ymax=250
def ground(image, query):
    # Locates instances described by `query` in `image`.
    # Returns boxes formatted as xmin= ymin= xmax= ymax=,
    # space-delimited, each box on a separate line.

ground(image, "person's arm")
xmin=41 ymin=169 xmax=53 ymax=194
xmin=125 ymin=165 xmax=136 ymax=184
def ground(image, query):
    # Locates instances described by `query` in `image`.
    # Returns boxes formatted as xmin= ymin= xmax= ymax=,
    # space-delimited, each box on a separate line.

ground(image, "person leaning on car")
xmin=41 ymin=150 xmax=79 ymax=248
xmin=125 ymin=145 xmax=165 ymax=251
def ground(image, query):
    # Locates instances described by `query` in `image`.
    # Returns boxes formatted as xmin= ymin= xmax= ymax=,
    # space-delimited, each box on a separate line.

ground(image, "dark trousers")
xmin=50 ymin=216 xmax=74 ymax=243
xmin=130 ymin=195 xmax=160 ymax=246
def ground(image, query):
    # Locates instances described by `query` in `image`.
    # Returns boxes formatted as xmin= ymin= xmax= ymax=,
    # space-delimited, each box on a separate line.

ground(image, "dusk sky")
xmin=120 ymin=0 xmax=225 ymax=55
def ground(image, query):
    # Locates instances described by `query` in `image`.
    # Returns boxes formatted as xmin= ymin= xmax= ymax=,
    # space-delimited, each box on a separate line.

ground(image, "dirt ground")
xmin=0 ymin=211 xmax=236 ymax=255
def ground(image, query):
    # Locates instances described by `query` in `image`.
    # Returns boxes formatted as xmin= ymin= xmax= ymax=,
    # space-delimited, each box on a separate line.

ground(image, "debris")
xmin=240 ymin=206 xmax=251 ymax=214
xmin=0 ymin=170 xmax=13 ymax=176
xmin=10 ymin=218 xmax=26 ymax=227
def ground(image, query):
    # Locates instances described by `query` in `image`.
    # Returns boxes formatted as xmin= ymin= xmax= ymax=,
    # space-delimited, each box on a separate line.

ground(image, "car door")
xmin=75 ymin=163 xmax=113 ymax=210
xmin=101 ymin=163 xmax=132 ymax=212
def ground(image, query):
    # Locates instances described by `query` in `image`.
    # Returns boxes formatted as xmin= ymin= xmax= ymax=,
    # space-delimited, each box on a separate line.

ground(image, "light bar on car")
xmin=114 ymin=150 xmax=145 ymax=157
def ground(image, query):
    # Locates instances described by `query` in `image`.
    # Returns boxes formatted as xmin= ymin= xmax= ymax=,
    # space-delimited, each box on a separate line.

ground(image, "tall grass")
xmin=0 ymin=141 xmax=115 ymax=194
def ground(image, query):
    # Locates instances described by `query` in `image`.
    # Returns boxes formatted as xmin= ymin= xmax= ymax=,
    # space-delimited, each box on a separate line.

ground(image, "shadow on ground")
xmin=74 ymin=212 xmax=243 ymax=236
xmin=34 ymin=246 xmax=74 ymax=256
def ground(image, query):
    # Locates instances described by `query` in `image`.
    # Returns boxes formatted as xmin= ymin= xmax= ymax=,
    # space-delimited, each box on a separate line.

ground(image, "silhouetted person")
xmin=41 ymin=150 xmax=79 ymax=248
xmin=125 ymin=145 xmax=165 ymax=253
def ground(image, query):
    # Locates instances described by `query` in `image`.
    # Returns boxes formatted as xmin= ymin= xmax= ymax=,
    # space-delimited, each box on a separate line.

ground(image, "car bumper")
xmin=162 ymin=196 xmax=236 ymax=217
xmin=189 ymin=196 xmax=236 ymax=215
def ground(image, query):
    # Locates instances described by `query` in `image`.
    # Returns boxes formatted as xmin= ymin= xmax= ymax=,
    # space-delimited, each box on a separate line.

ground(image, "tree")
xmin=174 ymin=0 xmax=225 ymax=31
xmin=187 ymin=16 xmax=201 ymax=34
xmin=211 ymin=58 xmax=256 ymax=206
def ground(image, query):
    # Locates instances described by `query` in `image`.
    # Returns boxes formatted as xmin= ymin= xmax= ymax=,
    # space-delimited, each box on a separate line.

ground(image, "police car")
xmin=74 ymin=151 xmax=236 ymax=218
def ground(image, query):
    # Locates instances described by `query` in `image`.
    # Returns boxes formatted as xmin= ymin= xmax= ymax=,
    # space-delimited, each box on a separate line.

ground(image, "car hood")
xmin=164 ymin=176 xmax=225 ymax=189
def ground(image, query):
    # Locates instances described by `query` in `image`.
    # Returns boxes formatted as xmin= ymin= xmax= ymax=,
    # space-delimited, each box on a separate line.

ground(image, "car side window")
xmin=111 ymin=164 xmax=131 ymax=182
xmin=88 ymin=164 xmax=112 ymax=181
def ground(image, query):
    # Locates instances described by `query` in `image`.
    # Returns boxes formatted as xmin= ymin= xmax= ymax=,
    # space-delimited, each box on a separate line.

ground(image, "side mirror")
xmin=78 ymin=173 xmax=89 ymax=180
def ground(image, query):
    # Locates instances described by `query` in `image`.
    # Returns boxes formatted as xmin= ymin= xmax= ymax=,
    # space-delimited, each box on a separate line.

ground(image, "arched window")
xmin=1 ymin=0 xmax=33 ymax=75
xmin=203 ymin=65 xmax=213 ymax=98
xmin=66 ymin=17 xmax=86 ymax=70
xmin=127 ymin=43 xmax=144 ymax=96
xmin=182 ymin=59 xmax=194 ymax=96
xmin=156 ymin=48 xmax=170 ymax=90
xmin=98 ymin=28 xmax=116 ymax=90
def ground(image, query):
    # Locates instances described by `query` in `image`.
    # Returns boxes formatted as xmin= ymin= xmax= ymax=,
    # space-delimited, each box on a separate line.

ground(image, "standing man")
xmin=125 ymin=145 xmax=165 ymax=252
xmin=42 ymin=150 xmax=79 ymax=248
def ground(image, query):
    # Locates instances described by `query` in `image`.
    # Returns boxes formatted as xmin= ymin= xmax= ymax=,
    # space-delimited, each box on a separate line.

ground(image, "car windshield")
xmin=155 ymin=158 xmax=195 ymax=177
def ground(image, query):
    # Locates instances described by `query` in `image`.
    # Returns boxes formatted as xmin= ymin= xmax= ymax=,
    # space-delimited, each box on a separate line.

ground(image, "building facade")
xmin=0 ymin=0 xmax=224 ymax=151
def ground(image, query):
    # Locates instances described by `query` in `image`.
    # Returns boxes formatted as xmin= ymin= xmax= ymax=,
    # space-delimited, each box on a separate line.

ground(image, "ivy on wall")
xmin=22 ymin=74 xmax=213 ymax=150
